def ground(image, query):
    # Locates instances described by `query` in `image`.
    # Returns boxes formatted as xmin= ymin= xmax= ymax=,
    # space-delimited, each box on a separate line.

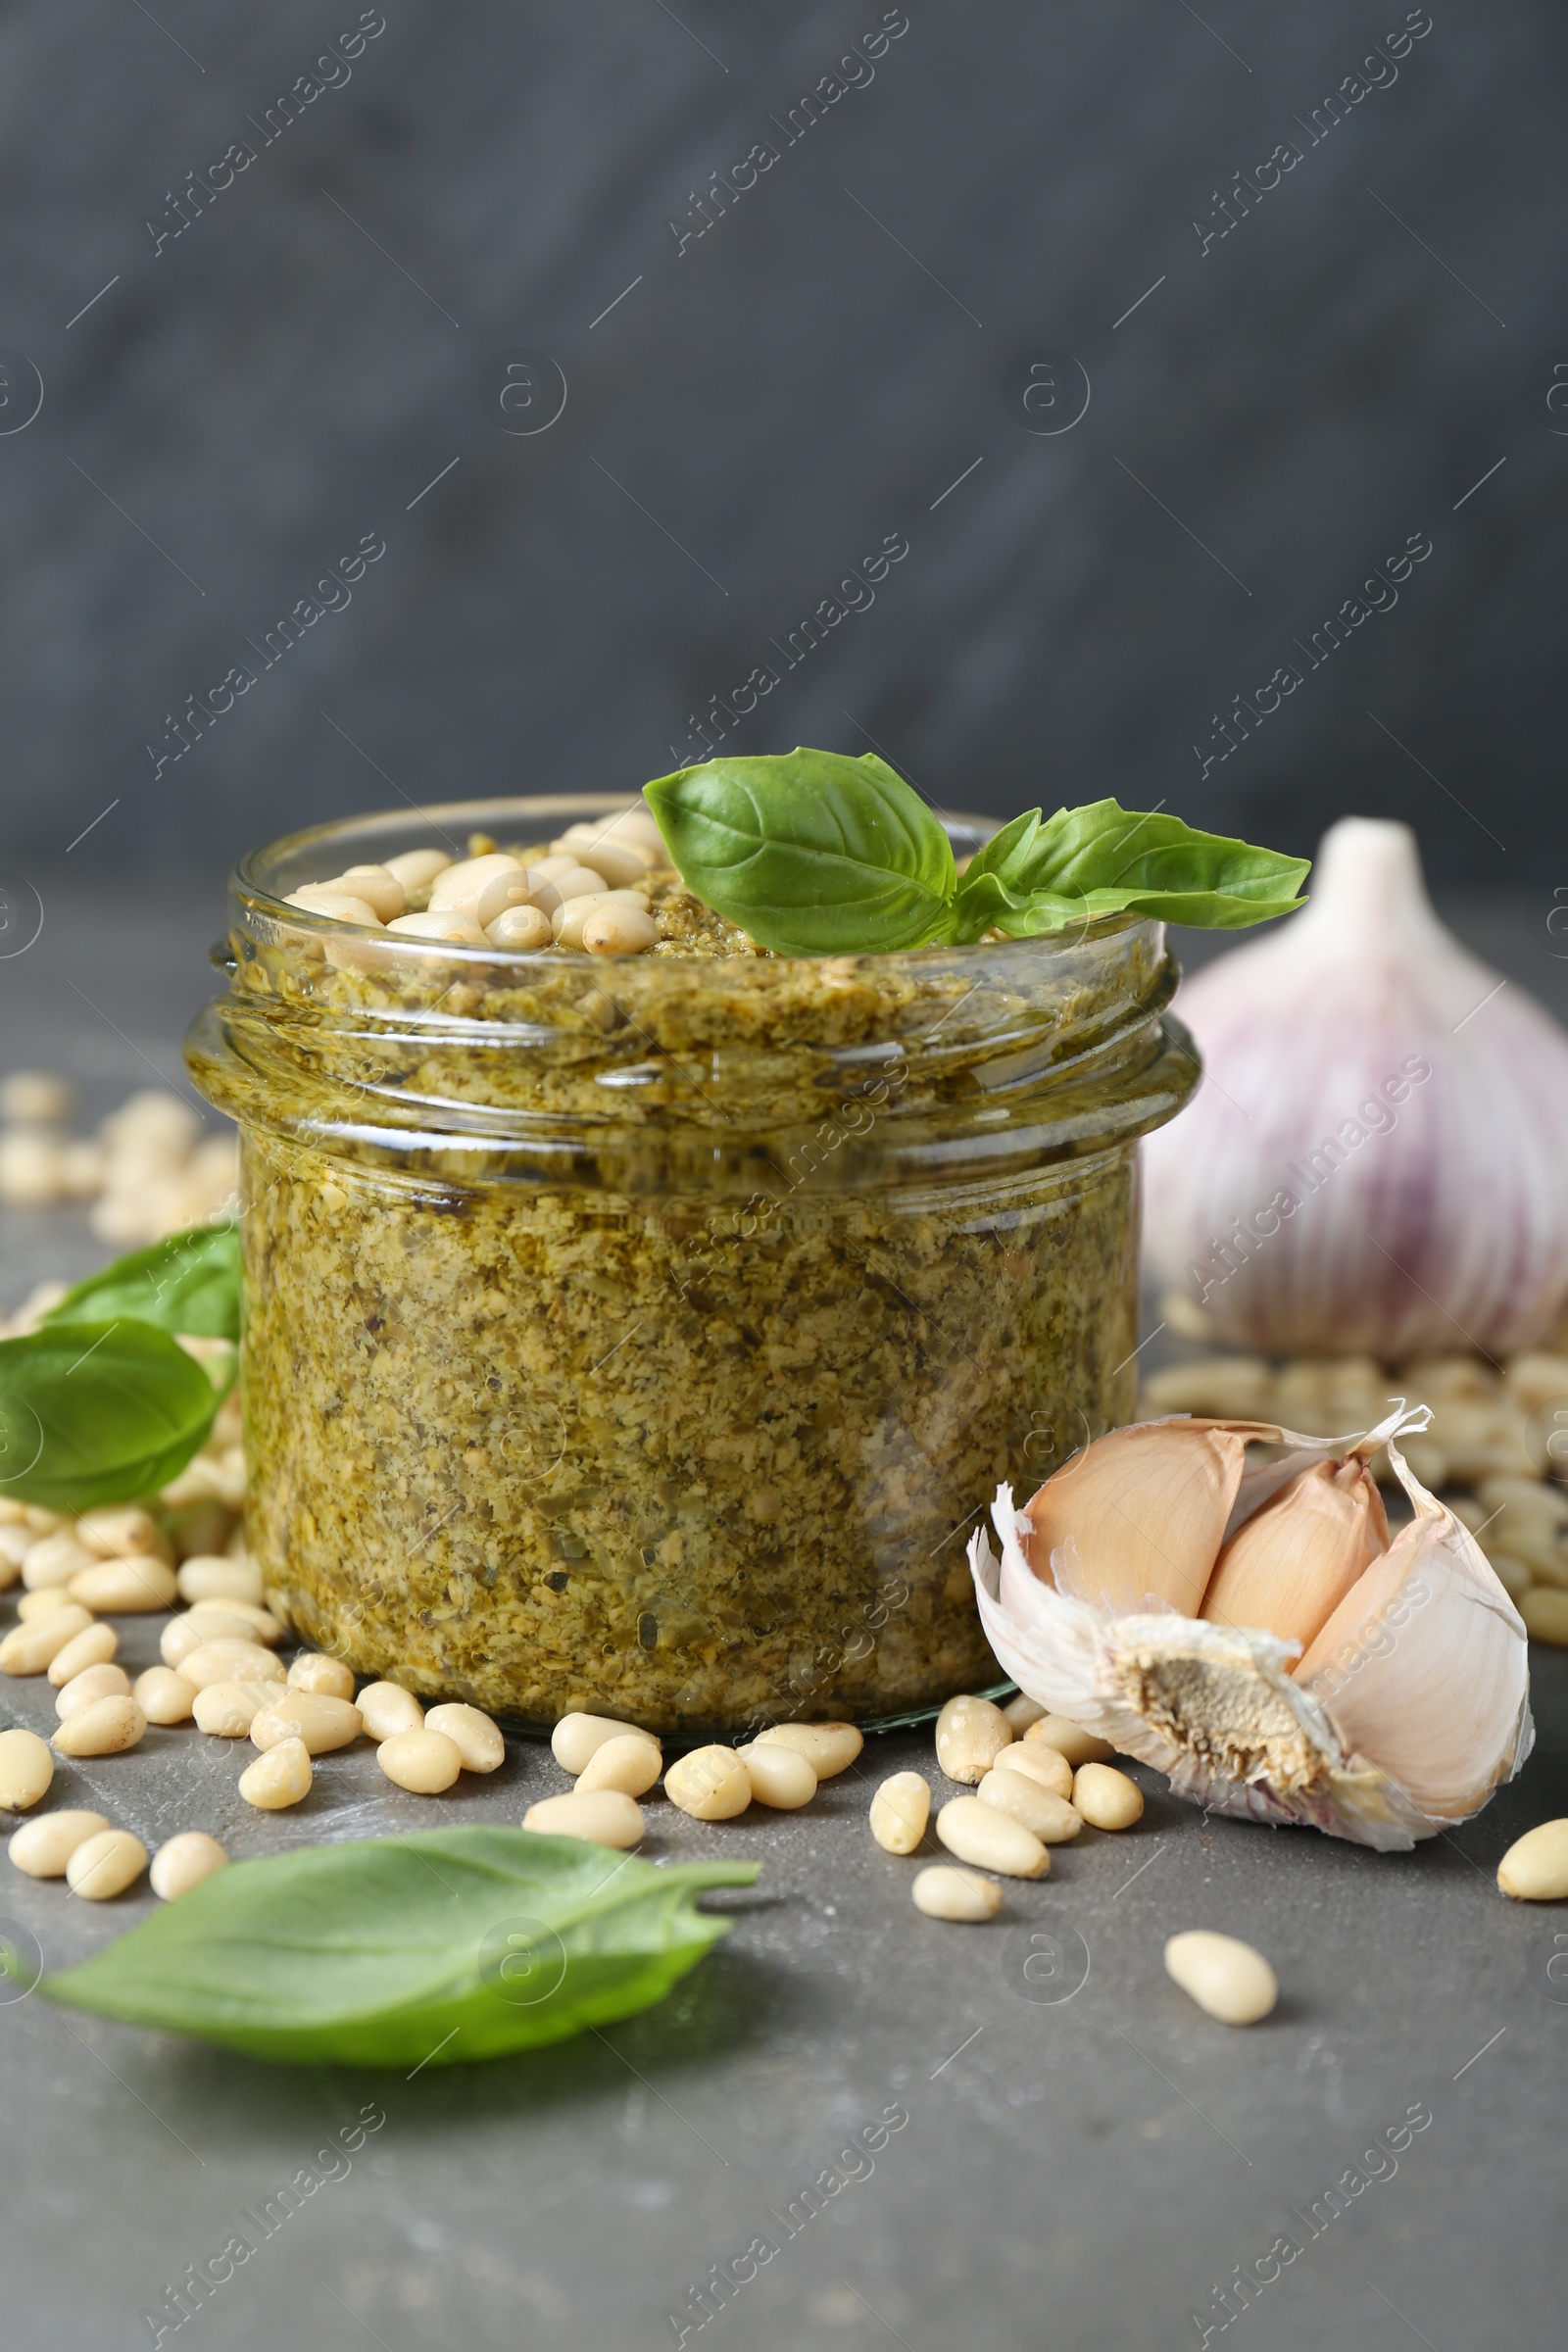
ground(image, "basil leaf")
xmin=0 ymin=1321 xmax=224 ymax=1512
xmin=40 ymin=1828 xmax=758 ymax=2067
xmin=645 ymin=749 xmax=956 ymax=954
xmin=43 ymin=1221 xmax=241 ymax=1341
xmin=954 ymin=800 xmax=1307 ymax=936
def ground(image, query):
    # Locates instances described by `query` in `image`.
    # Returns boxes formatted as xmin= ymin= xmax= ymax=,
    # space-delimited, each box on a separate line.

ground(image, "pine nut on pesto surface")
xmin=186 ymin=796 xmax=1200 ymax=1735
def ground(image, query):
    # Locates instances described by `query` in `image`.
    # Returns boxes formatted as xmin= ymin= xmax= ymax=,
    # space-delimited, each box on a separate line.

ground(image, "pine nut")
xmin=1496 ymin=1818 xmax=1568 ymax=1900
xmin=285 ymin=886 xmax=382 ymax=927
xmin=422 ymin=1702 xmax=505 ymax=1774
xmin=0 ymin=1604 xmax=94 ymax=1675
xmin=250 ymin=1692 xmax=363 ymax=1755
xmin=387 ymin=910 xmax=488 ymax=945
xmin=523 ymin=1789 xmax=645 ymax=1847
xmin=239 ymin=1737 xmax=314 ymax=1809
xmin=16 ymin=1589 xmax=78 ymax=1621
xmin=550 ymin=864 xmax=614 ymax=904
xmin=868 ymin=1771 xmax=930 ymax=1854
xmin=162 ymin=1609 xmax=268 ymax=1666
xmin=429 ymin=853 xmax=534 ymax=928
xmin=0 ymin=1526 xmax=30 ymax=1586
xmin=133 ymin=1667 xmax=196 ymax=1725
xmin=45 ymin=1622 xmax=119 ymax=1687
xmin=52 ymin=1696 xmax=146 ymax=1757
xmin=1023 ymin=1714 xmax=1115 ymax=1767
xmin=1522 ymin=1588 xmax=1568 ymax=1646
xmin=193 ymin=1680 xmax=273 ymax=1737
xmin=336 ymin=864 xmax=406 ymax=922
xmin=551 ymin=1712 xmax=660 ymax=1775
xmin=68 ymin=1556 xmax=178 ymax=1613
xmin=286 ymin=1652 xmax=357 ymax=1700
xmin=8 ymin=1808 xmax=109 ymax=1876
xmin=664 ymin=1745 xmax=753 ymax=1821
xmin=976 ymin=1771 xmax=1081 ymax=1843
xmin=67 ymin=1828 xmax=149 ymax=1898
xmin=175 ymin=1554 xmax=265 ymax=1607
xmin=22 ymin=1531 xmax=98 ymax=1590
xmin=552 ymin=889 xmax=645 ymax=950
xmin=552 ymin=830 xmax=655 ymax=889
xmin=179 ymin=1640 xmax=285 ymax=1692
xmin=74 ymin=1504 xmax=165 ymax=1560
xmin=735 ymin=1742 xmax=817 ymax=1810
xmin=582 ymin=904 xmax=660 ymax=956
xmin=383 ymin=848 xmax=453 ymax=894
xmin=150 ymin=1832 xmax=229 ymax=1901
xmin=0 ymin=1069 xmax=74 ymax=1123
xmin=357 ymin=1682 xmax=425 ymax=1740
xmin=0 ymin=1727 xmax=55 ymax=1810
xmin=209 ymin=1599 xmax=283 ymax=1645
xmin=988 ymin=1743 xmax=1074 ymax=1800
xmin=376 ymin=1729 xmax=463 ymax=1793
xmin=56 ymin=1663 xmax=132 ymax=1720
xmin=911 ymin=1865 xmax=1003 ymax=1922
xmin=935 ymin=1694 xmax=1013 ymax=1784
xmin=575 ymin=1732 xmax=663 ymax=1797
xmin=1002 ymin=1693 xmax=1047 ymax=1734
xmin=753 ymin=1721 xmax=862 ymax=1779
xmin=936 ymin=1794 xmax=1050 ymax=1879
xmin=1164 ymin=1931 xmax=1278 ymax=2025
xmin=1072 ymin=1762 xmax=1145 ymax=1831
xmin=0 ymin=1130 xmax=70 ymax=1204
xmin=485 ymin=904 xmax=554 ymax=950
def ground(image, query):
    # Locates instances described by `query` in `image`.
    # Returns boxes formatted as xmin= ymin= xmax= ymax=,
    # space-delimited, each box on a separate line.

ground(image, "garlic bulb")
xmin=969 ymin=1405 xmax=1532 ymax=1850
xmin=1143 ymin=816 xmax=1568 ymax=1356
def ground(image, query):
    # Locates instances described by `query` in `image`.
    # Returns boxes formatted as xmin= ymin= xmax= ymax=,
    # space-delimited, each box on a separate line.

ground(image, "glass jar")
xmin=187 ymin=798 xmax=1200 ymax=1736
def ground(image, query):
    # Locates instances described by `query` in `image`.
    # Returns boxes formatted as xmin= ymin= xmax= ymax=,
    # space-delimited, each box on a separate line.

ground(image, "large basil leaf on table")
xmin=0 ymin=1320 xmax=229 ymax=1512
xmin=42 ymin=1220 xmax=241 ymax=1341
xmin=37 ymin=1829 xmax=759 ymax=2067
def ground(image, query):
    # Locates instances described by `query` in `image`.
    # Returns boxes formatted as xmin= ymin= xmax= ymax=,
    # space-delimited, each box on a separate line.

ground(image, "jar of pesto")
xmin=187 ymin=797 xmax=1199 ymax=1736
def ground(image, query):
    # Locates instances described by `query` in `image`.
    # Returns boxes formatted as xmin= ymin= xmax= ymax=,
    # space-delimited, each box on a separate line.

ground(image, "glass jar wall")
xmin=187 ymin=798 xmax=1200 ymax=1735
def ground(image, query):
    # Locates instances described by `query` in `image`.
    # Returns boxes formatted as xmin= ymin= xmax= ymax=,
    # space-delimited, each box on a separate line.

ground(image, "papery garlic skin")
xmin=970 ymin=1420 xmax=1533 ymax=1851
xmin=1143 ymin=817 xmax=1568 ymax=1356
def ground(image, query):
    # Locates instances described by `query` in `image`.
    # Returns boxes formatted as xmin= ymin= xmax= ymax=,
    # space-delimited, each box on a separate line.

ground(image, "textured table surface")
xmin=1 ymin=884 xmax=1565 ymax=2352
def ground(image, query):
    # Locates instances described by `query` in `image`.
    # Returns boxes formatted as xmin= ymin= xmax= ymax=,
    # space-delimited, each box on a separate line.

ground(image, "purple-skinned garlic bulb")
xmin=1143 ymin=816 xmax=1568 ymax=1357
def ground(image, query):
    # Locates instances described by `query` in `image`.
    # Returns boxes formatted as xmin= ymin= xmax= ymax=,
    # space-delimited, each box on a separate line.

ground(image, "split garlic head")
xmin=969 ymin=1406 xmax=1532 ymax=1849
xmin=1143 ymin=816 xmax=1568 ymax=1356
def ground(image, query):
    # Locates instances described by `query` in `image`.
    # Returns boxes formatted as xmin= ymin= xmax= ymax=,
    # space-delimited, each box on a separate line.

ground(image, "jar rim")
xmin=231 ymin=794 xmax=1135 ymax=969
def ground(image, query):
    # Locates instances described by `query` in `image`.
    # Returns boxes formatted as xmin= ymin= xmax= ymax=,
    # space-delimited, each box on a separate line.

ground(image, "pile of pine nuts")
xmin=870 ymin=1690 xmax=1147 ymax=1925
xmin=283 ymin=808 xmax=671 ymax=957
xmin=0 ymin=1076 xmax=238 ymax=1248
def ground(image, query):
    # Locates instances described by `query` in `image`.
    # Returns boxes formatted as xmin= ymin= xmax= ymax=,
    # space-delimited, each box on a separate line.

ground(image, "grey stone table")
xmin=2 ymin=882 xmax=1564 ymax=2352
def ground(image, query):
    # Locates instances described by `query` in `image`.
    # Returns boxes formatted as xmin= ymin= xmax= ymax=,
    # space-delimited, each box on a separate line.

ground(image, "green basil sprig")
xmin=36 ymin=1829 xmax=758 ymax=2067
xmin=43 ymin=1220 xmax=240 ymax=1341
xmin=644 ymin=751 xmax=1308 ymax=955
xmin=0 ymin=1319 xmax=229 ymax=1513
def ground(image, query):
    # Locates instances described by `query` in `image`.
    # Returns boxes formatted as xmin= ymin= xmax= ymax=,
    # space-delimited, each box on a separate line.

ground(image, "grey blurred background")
xmin=0 ymin=0 xmax=1561 ymax=904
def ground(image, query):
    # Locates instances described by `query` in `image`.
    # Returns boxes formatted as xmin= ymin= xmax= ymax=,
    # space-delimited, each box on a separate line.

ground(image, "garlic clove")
xmin=1143 ymin=816 xmax=1568 ymax=1357
xmin=1295 ymin=1441 xmax=1532 ymax=1820
xmin=1021 ymin=1421 xmax=1250 ymax=1616
xmin=1200 ymin=1457 xmax=1388 ymax=1651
